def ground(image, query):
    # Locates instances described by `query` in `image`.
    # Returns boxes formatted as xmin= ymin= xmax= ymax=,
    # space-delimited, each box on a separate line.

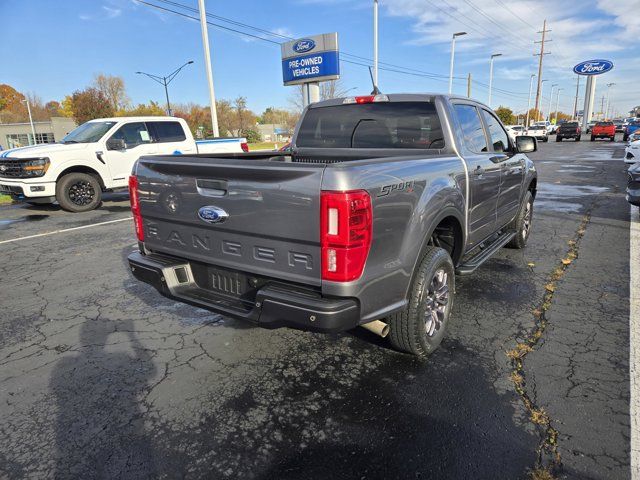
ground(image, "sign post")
xmin=573 ymin=59 xmax=614 ymax=131
xmin=281 ymin=33 xmax=340 ymax=108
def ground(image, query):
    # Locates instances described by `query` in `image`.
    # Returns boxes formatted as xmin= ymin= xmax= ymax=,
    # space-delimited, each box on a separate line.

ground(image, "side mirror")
xmin=516 ymin=135 xmax=537 ymax=153
xmin=106 ymin=138 xmax=126 ymax=151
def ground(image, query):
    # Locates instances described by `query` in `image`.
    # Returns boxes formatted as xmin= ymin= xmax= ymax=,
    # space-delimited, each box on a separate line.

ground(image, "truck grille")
xmin=0 ymin=158 xmax=28 ymax=178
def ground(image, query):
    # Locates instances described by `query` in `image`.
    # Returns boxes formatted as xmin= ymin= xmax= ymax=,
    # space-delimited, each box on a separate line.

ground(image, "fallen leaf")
xmin=561 ymin=259 xmax=572 ymax=265
xmin=528 ymin=262 xmax=535 ymax=267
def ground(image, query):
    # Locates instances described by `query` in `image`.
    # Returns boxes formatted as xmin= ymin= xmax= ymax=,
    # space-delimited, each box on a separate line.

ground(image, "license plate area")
xmin=189 ymin=261 xmax=264 ymax=304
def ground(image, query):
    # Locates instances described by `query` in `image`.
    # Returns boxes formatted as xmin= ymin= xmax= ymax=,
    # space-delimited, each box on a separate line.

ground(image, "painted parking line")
xmin=631 ymin=205 xmax=640 ymax=479
xmin=0 ymin=217 xmax=132 ymax=245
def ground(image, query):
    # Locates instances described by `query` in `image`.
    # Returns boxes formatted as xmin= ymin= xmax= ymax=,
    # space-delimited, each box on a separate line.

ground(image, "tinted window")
xmin=110 ymin=122 xmax=151 ymax=148
xmin=149 ymin=121 xmax=186 ymax=142
xmin=564 ymin=122 xmax=579 ymax=127
xmin=296 ymin=102 xmax=444 ymax=149
xmin=453 ymin=104 xmax=487 ymax=152
xmin=596 ymin=122 xmax=613 ymax=126
xmin=481 ymin=110 xmax=509 ymax=152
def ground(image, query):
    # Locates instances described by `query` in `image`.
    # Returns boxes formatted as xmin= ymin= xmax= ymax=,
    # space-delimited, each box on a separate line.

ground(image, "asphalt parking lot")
xmin=0 ymin=137 xmax=636 ymax=479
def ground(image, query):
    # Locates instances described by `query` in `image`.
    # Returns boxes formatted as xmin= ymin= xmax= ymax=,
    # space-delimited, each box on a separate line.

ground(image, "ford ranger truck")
xmin=0 ymin=116 xmax=248 ymax=212
xmin=127 ymin=94 xmax=538 ymax=357
xmin=590 ymin=121 xmax=616 ymax=142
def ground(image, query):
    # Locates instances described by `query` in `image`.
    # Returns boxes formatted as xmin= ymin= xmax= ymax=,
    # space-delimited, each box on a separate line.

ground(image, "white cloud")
xmin=102 ymin=6 xmax=122 ymax=19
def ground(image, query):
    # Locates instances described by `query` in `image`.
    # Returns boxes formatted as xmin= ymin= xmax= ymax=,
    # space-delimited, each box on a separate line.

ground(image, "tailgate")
xmin=136 ymin=156 xmax=325 ymax=286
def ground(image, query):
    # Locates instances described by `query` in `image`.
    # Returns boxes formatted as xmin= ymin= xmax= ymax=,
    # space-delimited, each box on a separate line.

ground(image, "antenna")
xmin=368 ymin=66 xmax=381 ymax=94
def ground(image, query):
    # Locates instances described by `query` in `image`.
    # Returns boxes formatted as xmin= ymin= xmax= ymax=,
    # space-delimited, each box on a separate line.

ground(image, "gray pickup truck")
xmin=127 ymin=94 xmax=538 ymax=357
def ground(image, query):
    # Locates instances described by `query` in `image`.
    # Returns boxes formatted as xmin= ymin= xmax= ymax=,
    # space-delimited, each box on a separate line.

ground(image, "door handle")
xmin=473 ymin=165 xmax=485 ymax=176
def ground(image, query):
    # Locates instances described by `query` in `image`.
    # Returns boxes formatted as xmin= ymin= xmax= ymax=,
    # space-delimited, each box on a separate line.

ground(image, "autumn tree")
xmin=494 ymin=106 xmax=515 ymax=125
xmin=0 ymin=84 xmax=25 ymax=112
xmin=93 ymin=73 xmax=129 ymax=111
xmin=70 ymin=87 xmax=114 ymax=124
xmin=119 ymin=101 xmax=165 ymax=117
xmin=289 ymin=79 xmax=350 ymax=112
xmin=258 ymin=107 xmax=299 ymax=131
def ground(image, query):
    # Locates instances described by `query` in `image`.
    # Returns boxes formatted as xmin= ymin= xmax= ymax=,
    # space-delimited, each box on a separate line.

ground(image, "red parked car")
xmin=591 ymin=121 xmax=616 ymax=142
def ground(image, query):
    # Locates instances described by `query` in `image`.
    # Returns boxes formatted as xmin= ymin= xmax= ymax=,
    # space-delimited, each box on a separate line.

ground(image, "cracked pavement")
xmin=0 ymin=138 xmax=633 ymax=479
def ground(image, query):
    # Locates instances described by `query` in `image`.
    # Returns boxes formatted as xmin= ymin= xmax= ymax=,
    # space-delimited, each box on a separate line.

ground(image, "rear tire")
xmin=388 ymin=246 xmax=454 ymax=358
xmin=506 ymin=191 xmax=533 ymax=249
xmin=591 ymin=135 xmax=595 ymax=141
xmin=556 ymin=137 xmax=562 ymax=142
xmin=611 ymin=136 xmax=616 ymax=142
xmin=624 ymin=134 xmax=629 ymax=142
xmin=56 ymin=173 xmax=102 ymax=212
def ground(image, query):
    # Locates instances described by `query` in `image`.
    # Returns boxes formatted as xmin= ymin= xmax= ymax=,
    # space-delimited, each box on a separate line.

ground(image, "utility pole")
xmin=573 ymin=75 xmax=581 ymax=121
xmin=136 ymin=60 xmax=194 ymax=116
xmin=467 ymin=73 xmax=472 ymax=98
xmin=197 ymin=0 xmax=219 ymax=137
xmin=533 ymin=19 xmax=551 ymax=124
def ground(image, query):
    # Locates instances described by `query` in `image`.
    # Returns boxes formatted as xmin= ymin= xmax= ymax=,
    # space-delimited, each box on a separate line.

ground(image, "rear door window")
xmin=148 ymin=121 xmax=187 ymax=143
xmin=296 ymin=101 xmax=445 ymax=149
xmin=453 ymin=104 xmax=488 ymax=153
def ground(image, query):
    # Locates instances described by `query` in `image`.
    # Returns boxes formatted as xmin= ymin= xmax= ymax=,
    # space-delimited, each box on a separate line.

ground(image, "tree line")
xmin=0 ymin=74 xmax=300 ymax=141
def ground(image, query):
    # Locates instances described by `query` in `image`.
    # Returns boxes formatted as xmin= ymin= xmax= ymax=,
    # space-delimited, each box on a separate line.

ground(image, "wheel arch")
xmin=57 ymin=165 xmax=106 ymax=190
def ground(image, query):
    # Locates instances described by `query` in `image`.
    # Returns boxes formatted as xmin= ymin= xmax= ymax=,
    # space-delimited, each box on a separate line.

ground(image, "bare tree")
xmin=93 ymin=73 xmax=130 ymax=111
xmin=288 ymin=79 xmax=351 ymax=112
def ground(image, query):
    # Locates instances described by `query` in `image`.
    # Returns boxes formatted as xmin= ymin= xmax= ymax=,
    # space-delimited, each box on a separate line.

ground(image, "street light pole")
xmin=22 ymin=99 xmax=37 ymax=145
xmin=488 ymin=53 xmax=502 ymax=108
xmin=198 ymin=0 xmax=220 ymax=137
xmin=449 ymin=32 xmax=467 ymax=94
xmin=373 ymin=0 xmax=379 ymax=93
xmin=526 ymin=74 xmax=536 ymax=128
xmin=554 ymin=88 xmax=563 ymax=123
xmin=548 ymin=83 xmax=557 ymax=122
xmin=605 ymin=83 xmax=615 ymax=121
xmin=136 ymin=60 xmax=194 ymax=116
xmin=538 ymin=79 xmax=547 ymax=121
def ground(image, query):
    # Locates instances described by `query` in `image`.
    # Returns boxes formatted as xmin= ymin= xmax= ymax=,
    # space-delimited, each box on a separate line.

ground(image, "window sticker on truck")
xmin=378 ymin=181 xmax=415 ymax=197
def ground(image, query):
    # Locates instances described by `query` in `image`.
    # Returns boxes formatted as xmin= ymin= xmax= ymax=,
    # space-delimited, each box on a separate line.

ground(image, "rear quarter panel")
xmin=320 ymin=154 xmax=466 ymax=322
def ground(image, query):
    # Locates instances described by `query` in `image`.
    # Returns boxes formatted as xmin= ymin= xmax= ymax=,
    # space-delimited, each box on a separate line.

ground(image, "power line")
xmin=491 ymin=0 xmax=537 ymax=30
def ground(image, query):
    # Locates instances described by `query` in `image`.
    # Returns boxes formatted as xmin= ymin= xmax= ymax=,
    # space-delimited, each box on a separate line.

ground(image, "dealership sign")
xmin=573 ymin=59 xmax=614 ymax=76
xmin=281 ymin=33 xmax=340 ymax=86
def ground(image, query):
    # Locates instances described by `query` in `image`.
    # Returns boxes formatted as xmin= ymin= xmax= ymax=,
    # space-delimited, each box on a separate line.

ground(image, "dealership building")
xmin=0 ymin=117 xmax=77 ymax=150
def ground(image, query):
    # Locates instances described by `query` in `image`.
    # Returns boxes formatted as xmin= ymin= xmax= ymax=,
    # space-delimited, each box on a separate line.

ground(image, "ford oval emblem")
xmin=293 ymin=38 xmax=316 ymax=53
xmin=573 ymin=59 xmax=614 ymax=76
xmin=198 ymin=206 xmax=228 ymax=224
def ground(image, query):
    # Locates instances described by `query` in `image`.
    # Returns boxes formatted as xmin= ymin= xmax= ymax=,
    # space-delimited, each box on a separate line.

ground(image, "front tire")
xmin=388 ymin=247 xmax=454 ymax=358
xmin=506 ymin=191 xmax=533 ymax=249
xmin=56 ymin=173 xmax=102 ymax=212
xmin=591 ymin=135 xmax=595 ymax=141
xmin=556 ymin=136 xmax=562 ymax=142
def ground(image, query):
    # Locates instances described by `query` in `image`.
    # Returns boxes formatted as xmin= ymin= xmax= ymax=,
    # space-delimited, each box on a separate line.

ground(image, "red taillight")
xmin=576 ymin=128 xmax=580 ymax=134
xmin=320 ymin=190 xmax=372 ymax=282
xmin=241 ymin=142 xmax=249 ymax=152
xmin=128 ymin=175 xmax=144 ymax=242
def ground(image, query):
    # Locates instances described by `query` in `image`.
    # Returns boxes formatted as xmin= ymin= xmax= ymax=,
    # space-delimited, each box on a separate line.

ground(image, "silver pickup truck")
xmin=127 ymin=94 xmax=537 ymax=357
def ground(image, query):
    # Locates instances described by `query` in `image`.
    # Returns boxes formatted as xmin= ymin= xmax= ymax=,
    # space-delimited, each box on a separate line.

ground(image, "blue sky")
xmin=1 ymin=0 xmax=639 ymax=118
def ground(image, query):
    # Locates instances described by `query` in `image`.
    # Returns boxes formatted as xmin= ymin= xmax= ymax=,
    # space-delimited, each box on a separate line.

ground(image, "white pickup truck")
xmin=0 ymin=116 xmax=248 ymax=212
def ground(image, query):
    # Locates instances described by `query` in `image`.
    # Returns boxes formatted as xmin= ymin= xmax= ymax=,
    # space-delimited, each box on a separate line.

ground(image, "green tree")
xmin=495 ymin=106 xmax=515 ymax=125
xmin=70 ymin=87 xmax=115 ymax=124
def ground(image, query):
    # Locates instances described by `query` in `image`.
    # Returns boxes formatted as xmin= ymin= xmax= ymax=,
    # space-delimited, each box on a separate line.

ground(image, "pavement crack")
xmin=507 ymin=211 xmax=592 ymax=479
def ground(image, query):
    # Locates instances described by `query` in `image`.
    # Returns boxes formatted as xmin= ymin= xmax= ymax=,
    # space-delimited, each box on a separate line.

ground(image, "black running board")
xmin=456 ymin=230 xmax=517 ymax=275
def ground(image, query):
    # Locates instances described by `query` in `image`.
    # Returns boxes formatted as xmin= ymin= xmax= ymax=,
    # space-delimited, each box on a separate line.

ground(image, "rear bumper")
xmin=128 ymin=251 xmax=360 ymax=333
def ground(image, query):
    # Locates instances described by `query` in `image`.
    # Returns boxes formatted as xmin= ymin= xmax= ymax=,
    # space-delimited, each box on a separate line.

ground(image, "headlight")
xmin=22 ymin=157 xmax=50 ymax=177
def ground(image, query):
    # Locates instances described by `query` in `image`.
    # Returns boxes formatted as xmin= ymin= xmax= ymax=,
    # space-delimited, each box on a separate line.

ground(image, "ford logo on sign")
xmin=573 ymin=59 xmax=614 ymax=76
xmin=198 ymin=206 xmax=228 ymax=224
xmin=293 ymin=38 xmax=316 ymax=53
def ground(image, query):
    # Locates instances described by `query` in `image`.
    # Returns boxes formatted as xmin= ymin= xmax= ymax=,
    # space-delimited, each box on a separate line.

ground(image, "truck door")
xmin=102 ymin=122 xmax=157 ymax=187
xmin=480 ymin=109 xmax=524 ymax=229
xmin=452 ymin=104 xmax=501 ymax=246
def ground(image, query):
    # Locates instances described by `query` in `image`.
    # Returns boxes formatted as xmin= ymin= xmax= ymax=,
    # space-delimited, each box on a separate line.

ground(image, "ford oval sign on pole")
xmin=573 ymin=59 xmax=614 ymax=76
